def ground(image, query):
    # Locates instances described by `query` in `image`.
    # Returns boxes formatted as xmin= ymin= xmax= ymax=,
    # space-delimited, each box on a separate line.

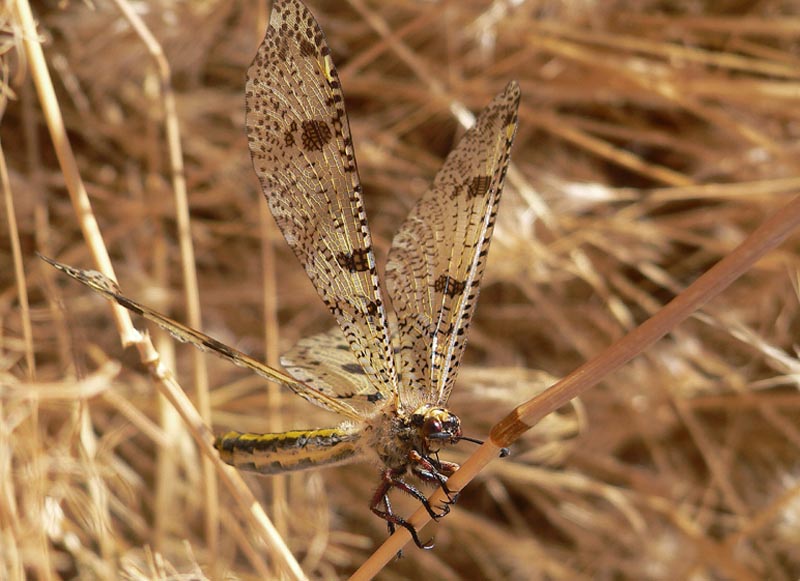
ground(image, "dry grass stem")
xmin=108 ymin=0 xmax=219 ymax=568
xmin=354 ymin=194 xmax=800 ymax=577
xmin=1 ymin=140 xmax=35 ymax=380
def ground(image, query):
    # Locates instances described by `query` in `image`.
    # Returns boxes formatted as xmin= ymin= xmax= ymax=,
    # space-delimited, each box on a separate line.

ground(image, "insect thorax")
xmin=365 ymin=403 xmax=462 ymax=473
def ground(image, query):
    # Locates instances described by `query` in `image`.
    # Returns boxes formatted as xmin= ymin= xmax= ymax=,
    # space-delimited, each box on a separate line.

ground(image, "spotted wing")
xmin=280 ymin=328 xmax=387 ymax=416
xmin=39 ymin=255 xmax=363 ymax=422
xmin=246 ymin=0 xmax=398 ymax=405
xmin=386 ymin=82 xmax=520 ymax=408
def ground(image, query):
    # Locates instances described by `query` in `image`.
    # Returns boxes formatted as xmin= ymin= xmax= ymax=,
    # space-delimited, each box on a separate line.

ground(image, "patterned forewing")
xmin=38 ymin=256 xmax=364 ymax=421
xmin=386 ymin=82 xmax=520 ymax=408
xmin=281 ymin=328 xmax=387 ymax=416
xmin=246 ymin=0 xmax=398 ymax=402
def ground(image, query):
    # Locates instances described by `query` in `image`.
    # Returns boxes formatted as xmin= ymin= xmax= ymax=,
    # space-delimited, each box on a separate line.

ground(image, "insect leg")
xmin=383 ymin=493 xmax=396 ymax=537
xmin=370 ymin=476 xmax=397 ymax=537
xmin=370 ymin=469 xmax=434 ymax=550
xmin=410 ymin=450 xmax=460 ymax=505
xmin=382 ymin=493 xmax=406 ymax=559
xmin=387 ymin=472 xmax=450 ymax=520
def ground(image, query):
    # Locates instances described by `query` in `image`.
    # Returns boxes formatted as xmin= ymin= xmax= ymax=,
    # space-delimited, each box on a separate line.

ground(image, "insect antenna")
xmin=457 ymin=435 xmax=510 ymax=458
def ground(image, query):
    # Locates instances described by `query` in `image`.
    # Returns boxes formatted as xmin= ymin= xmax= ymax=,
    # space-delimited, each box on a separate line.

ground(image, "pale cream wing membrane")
xmin=39 ymin=256 xmax=363 ymax=422
xmin=281 ymin=328 xmax=388 ymax=416
xmin=386 ymin=82 xmax=520 ymax=408
xmin=246 ymin=0 xmax=398 ymax=403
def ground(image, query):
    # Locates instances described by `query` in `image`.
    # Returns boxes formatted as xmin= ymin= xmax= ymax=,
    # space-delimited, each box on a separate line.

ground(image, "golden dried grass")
xmin=3 ymin=0 xmax=800 ymax=579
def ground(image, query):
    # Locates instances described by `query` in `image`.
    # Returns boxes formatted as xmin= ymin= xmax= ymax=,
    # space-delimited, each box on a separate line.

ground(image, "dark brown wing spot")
xmin=341 ymin=363 xmax=365 ymax=375
xmin=274 ymin=35 xmax=289 ymax=61
xmin=301 ymin=119 xmax=332 ymax=151
xmin=284 ymin=120 xmax=298 ymax=146
xmin=299 ymin=38 xmax=315 ymax=57
xmin=434 ymin=274 xmax=466 ymax=298
xmin=335 ymin=248 xmax=371 ymax=272
xmin=467 ymin=175 xmax=492 ymax=199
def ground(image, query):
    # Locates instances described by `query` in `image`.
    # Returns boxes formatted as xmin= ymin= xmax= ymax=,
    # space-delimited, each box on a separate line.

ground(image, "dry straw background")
xmin=3 ymin=0 xmax=800 ymax=579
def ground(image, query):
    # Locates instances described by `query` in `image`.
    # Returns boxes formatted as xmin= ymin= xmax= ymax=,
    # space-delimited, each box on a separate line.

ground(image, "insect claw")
xmin=400 ymin=518 xmax=431 ymax=550
xmin=499 ymin=447 xmax=511 ymax=458
xmin=433 ymin=503 xmax=451 ymax=519
xmin=421 ymin=499 xmax=446 ymax=520
xmin=413 ymin=533 xmax=435 ymax=550
xmin=390 ymin=520 xmax=432 ymax=553
xmin=444 ymin=491 xmax=460 ymax=505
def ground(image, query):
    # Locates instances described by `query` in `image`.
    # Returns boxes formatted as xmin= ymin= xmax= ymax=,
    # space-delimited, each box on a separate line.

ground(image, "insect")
xmin=43 ymin=0 xmax=519 ymax=549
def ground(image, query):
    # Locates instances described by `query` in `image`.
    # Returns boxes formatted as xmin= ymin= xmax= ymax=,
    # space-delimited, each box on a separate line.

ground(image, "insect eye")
xmin=443 ymin=416 xmax=462 ymax=438
xmin=423 ymin=418 xmax=443 ymax=438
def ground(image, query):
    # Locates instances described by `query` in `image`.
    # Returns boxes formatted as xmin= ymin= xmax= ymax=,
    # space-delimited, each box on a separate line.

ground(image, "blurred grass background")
xmin=2 ymin=0 xmax=800 ymax=578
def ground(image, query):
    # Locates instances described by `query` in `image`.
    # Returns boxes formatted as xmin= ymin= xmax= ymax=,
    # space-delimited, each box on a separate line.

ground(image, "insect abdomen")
xmin=214 ymin=428 xmax=362 ymax=474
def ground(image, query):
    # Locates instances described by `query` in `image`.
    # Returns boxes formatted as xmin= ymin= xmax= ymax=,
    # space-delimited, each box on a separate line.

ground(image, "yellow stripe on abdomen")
xmin=214 ymin=427 xmax=363 ymax=474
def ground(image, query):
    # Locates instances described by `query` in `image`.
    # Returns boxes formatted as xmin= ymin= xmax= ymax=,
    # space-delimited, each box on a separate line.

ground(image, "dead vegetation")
xmin=2 ymin=0 xmax=800 ymax=579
